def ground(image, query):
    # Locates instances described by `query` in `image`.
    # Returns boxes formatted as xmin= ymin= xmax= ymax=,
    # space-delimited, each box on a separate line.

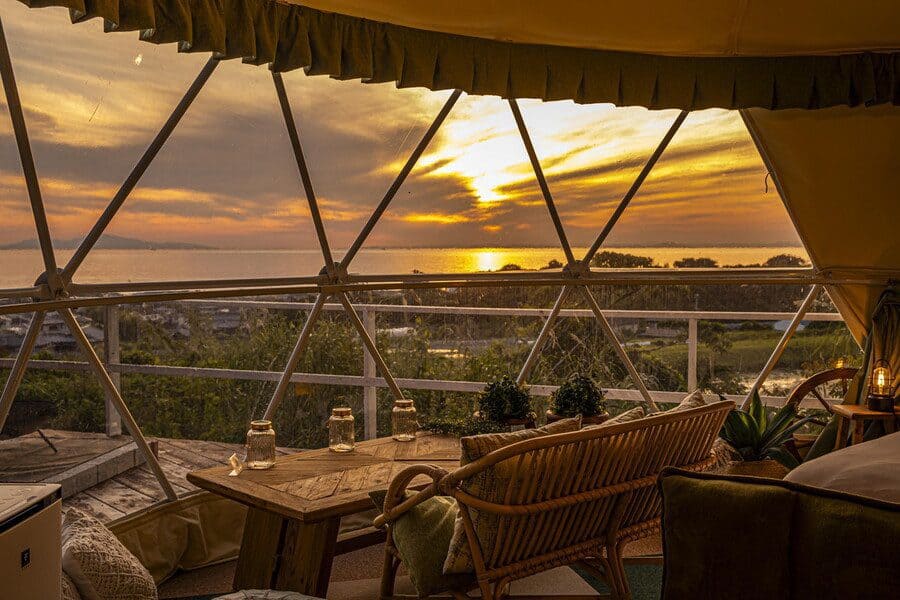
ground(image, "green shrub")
xmin=478 ymin=376 xmax=531 ymax=422
xmin=551 ymin=374 xmax=606 ymax=417
xmin=421 ymin=415 xmax=504 ymax=437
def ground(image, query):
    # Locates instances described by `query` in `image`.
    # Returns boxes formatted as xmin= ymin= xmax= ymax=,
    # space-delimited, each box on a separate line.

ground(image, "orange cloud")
xmin=394 ymin=212 xmax=473 ymax=225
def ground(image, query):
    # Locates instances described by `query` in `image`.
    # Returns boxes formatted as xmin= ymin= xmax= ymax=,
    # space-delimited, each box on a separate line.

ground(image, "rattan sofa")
xmin=375 ymin=401 xmax=733 ymax=599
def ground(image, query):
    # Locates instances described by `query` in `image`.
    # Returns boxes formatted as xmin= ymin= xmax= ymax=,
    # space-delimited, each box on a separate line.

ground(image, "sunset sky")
xmin=0 ymin=2 xmax=803 ymax=251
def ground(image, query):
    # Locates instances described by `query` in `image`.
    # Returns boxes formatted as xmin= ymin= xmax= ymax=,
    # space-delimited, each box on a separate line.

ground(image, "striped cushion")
xmin=443 ymin=417 xmax=582 ymax=574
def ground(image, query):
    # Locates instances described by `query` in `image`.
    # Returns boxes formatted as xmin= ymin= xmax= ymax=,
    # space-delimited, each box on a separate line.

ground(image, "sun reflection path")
xmin=475 ymin=249 xmax=502 ymax=272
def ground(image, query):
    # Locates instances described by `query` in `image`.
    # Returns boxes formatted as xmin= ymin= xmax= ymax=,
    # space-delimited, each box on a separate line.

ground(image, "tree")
xmin=591 ymin=251 xmax=655 ymax=268
xmin=542 ymin=259 xmax=563 ymax=269
xmin=674 ymin=257 xmax=718 ymax=268
xmin=764 ymin=254 xmax=808 ymax=268
xmin=699 ymin=321 xmax=731 ymax=379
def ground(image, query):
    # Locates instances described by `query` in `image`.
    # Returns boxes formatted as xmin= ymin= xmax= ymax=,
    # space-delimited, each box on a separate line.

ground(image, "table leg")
xmin=233 ymin=508 xmax=284 ymax=591
xmin=275 ymin=516 xmax=340 ymax=597
xmin=233 ymin=509 xmax=340 ymax=597
xmin=834 ymin=416 xmax=849 ymax=450
xmin=851 ymin=419 xmax=866 ymax=446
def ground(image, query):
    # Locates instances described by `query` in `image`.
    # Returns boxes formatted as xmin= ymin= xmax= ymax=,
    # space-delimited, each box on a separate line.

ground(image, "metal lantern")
xmin=867 ymin=359 xmax=894 ymax=412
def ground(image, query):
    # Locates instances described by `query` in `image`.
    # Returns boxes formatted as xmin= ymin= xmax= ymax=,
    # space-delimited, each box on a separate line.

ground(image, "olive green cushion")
xmin=660 ymin=474 xmax=794 ymax=599
xmin=660 ymin=469 xmax=900 ymax=600
xmin=790 ymin=493 xmax=899 ymax=599
xmin=371 ymin=491 xmax=473 ymax=598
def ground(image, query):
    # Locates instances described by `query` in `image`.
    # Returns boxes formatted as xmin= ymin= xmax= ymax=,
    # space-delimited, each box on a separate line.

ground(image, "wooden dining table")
xmin=187 ymin=433 xmax=460 ymax=597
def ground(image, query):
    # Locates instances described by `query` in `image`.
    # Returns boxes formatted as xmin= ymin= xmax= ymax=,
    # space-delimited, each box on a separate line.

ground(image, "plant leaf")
xmin=767 ymin=446 xmax=800 ymax=470
xmin=721 ymin=409 xmax=760 ymax=454
xmin=749 ymin=389 xmax=767 ymax=435
xmin=760 ymin=404 xmax=799 ymax=445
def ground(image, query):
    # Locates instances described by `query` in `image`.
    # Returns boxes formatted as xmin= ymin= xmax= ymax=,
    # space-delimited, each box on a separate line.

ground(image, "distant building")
xmin=0 ymin=312 xmax=102 ymax=350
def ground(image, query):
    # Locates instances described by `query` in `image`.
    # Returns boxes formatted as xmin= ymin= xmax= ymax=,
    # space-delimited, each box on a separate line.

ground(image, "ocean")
xmin=0 ymin=246 xmax=807 ymax=289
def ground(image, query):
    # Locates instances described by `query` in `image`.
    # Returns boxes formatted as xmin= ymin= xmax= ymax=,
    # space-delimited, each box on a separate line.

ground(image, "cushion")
xmin=444 ymin=417 xmax=582 ymax=574
xmin=585 ymin=405 xmax=645 ymax=429
xmin=458 ymin=416 xmax=582 ymax=463
xmin=660 ymin=474 xmax=796 ymax=599
xmin=666 ymin=389 xmax=706 ymax=413
xmin=785 ymin=431 xmax=900 ymax=502
xmin=790 ymin=490 xmax=900 ymax=599
xmin=371 ymin=491 xmax=473 ymax=598
xmin=660 ymin=470 xmax=900 ymax=600
xmin=62 ymin=508 xmax=158 ymax=600
xmin=62 ymin=572 xmax=82 ymax=600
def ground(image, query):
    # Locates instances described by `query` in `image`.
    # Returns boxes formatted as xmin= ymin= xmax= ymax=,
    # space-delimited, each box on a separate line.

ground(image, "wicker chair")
xmin=375 ymin=401 xmax=734 ymax=600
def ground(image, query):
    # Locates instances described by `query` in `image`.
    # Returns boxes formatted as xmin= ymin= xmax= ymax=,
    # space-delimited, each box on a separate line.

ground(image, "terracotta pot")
xmin=722 ymin=459 xmax=789 ymax=479
xmin=546 ymin=410 xmax=610 ymax=425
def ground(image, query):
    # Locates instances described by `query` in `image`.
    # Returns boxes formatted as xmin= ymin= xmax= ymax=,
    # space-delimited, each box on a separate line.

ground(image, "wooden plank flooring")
xmin=55 ymin=435 xmax=296 ymax=522
xmin=0 ymin=429 xmax=299 ymax=522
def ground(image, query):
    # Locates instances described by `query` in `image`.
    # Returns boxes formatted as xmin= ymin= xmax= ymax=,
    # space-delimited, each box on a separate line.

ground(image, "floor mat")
xmin=574 ymin=562 xmax=663 ymax=600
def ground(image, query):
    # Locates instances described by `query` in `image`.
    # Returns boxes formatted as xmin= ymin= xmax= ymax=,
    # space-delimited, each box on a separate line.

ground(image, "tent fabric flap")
xmin=17 ymin=0 xmax=900 ymax=110
xmin=744 ymin=104 xmax=900 ymax=343
xmin=108 ymin=491 xmax=247 ymax=584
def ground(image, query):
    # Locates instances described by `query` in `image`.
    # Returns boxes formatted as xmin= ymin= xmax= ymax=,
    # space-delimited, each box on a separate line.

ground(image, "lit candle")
xmin=873 ymin=366 xmax=889 ymax=396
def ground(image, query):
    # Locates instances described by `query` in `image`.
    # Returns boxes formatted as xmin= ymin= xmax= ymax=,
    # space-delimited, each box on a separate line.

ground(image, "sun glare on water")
xmin=474 ymin=250 xmax=503 ymax=272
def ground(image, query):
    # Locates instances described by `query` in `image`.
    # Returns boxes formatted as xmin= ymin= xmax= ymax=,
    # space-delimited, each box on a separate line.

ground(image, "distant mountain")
xmin=1 ymin=234 xmax=213 ymax=250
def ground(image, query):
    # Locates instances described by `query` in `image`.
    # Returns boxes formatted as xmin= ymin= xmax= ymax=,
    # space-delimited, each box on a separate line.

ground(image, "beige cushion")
xmin=62 ymin=508 xmax=158 ymax=600
xmin=443 ymin=417 xmax=582 ymax=574
xmin=585 ymin=405 xmax=645 ymax=428
xmin=584 ymin=391 xmax=702 ymax=431
xmin=785 ymin=431 xmax=900 ymax=503
xmin=667 ymin=389 xmax=706 ymax=412
xmin=62 ymin=572 xmax=82 ymax=600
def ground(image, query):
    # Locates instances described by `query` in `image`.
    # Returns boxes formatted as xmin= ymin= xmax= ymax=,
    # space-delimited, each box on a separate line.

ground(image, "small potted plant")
xmin=475 ymin=376 xmax=535 ymax=427
xmin=718 ymin=390 xmax=812 ymax=478
xmin=547 ymin=374 xmax=609 ymax=425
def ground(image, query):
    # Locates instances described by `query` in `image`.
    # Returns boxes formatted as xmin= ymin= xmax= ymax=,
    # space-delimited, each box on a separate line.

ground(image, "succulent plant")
xmin=719 ymin=390 xmax=812 ymax=469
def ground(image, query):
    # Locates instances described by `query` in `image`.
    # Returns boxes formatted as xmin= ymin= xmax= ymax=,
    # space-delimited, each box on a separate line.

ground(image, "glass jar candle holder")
xmin=391 ymin=399 xmax=417 ymax=442
xmin=245 ymin=420 xmax=276 ymax=469
xmin=328 ymin=407 xmax=355 ymax=452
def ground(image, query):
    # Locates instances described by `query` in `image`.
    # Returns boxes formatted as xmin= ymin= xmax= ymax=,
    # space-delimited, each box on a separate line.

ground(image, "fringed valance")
xmin=19 ymin=0 xmax=900 ymax=110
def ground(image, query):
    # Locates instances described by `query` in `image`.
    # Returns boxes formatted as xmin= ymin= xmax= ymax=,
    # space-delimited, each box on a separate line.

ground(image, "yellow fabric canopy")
xmin=745 ymin=105 xmax=900 ymax=343
xmin=19 ymin=0 xmax=900 ymax=110
xmin=297 ymin=1 xmax=900 ymax=57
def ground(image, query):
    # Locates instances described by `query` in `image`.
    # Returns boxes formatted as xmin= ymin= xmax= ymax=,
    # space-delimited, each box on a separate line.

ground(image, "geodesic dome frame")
xmin=1 ymin=0 xmax=898 ymax=502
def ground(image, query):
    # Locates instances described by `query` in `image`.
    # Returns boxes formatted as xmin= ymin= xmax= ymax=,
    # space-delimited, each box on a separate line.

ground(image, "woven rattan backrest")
xmin=446 ymin=401 xmax=733 ymax=572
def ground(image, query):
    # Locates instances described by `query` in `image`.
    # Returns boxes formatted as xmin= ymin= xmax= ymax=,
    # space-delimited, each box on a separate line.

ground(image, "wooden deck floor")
xmin=64 ymin=436 xmax=250 ymax=522
xmin=0 ymin=429 xmax=295 ymax=522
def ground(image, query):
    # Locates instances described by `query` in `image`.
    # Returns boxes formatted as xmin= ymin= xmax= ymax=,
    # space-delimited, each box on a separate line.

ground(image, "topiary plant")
xmin=551 ymin=374 xmax=606 ymax=417
xmin=478 ymin=376 xmax=532 ymax=422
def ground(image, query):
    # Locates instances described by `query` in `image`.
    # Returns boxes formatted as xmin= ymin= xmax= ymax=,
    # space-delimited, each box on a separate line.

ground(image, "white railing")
xmin=0 ymin=299 xmax=846 ymax=439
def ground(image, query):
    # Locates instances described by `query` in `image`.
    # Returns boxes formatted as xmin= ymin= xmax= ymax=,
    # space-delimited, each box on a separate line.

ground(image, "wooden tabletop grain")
xmin=187 ymin=433 xmax=460 ymax=522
